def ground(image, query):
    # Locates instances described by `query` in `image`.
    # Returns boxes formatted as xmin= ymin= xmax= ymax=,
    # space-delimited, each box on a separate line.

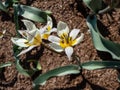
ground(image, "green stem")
xmin=13 ymin=4 xmax=20 ymax=37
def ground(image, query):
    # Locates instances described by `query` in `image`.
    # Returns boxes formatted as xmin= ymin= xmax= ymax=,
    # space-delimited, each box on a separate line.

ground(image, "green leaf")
xmin=86 ymin=15 xmax=120 ymax=60
xmin=36 ymin=61 xmax=41 ymax=70
xmin=5 ymin=0 xmax=19 ymax=7
xmin=17 ymin=4 xmax=51 ymax=23
xmin=13 ymin=4 xmax=20 ymax=37
xmin=13 ymin=45 xmax=40 ymax=77
xmin=33 ymin=65 xmax=80 ymax=86
xmin=0 ymin=1 xmax=8 ymax=12
xmin=82 ymin=61 xmax=120 ymax=70
xmin=0 ymin=62 xmax=12 ymax=68
xmin=4 ymin=0 xmax=13 ymax=7
xmin=0 ymin=62 xmax=12 ymax=73
xmin=27 ymin=60 xmax=42 ymax=70
xmin=83 ymin=0 xmax=102 ymax=13
xmin=15 ymin=58 xmax=30 ymax=77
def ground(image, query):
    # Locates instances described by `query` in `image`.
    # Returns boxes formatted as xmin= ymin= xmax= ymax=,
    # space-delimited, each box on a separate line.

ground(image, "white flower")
xmin=40 ymin=16 xmax=57 ymax=40
xmin=11 ymin=20 xmax=42 ymax=56
xmin=0 ymin=30 xmax=6 ymax=38
xmin=18 ymin=19 xmax=39 ymax=38
xmin=48 ymin=21 xmax=84 ymax=60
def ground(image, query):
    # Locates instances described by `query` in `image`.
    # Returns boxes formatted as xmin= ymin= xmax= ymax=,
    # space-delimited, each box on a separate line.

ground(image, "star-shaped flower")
xmin=48 ymin=21 xmax=84 ymax=60
xmin=11 ymin=20 xmax=42 ymax=56
xmin=40 ymin=16 xmax=57 ymax=40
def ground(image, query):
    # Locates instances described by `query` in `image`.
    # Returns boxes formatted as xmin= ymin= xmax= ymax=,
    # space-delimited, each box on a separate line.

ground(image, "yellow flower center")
xmin=25 ymin=33 xmax=42 ymax=46
xmin=47 ymin=26 xmax=51 ymax=31
xmin=59 ymin=33 xmax=76 ymax=48
xmin=42 ymin=25 xmax=51 ymax=40
xmin=43 ymin=34 xmax=49 ymax=40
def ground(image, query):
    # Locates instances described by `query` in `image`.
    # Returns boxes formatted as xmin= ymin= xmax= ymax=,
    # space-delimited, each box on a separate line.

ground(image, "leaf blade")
xmin=33 ymin=65 xmax=80 ymax=86
xmin=17 ymin=4 xmax=51 ymax=23
xmin=0 ymin=1 xmax=8 ymax=12
xmin=82 ymin=61 xmax=120 ymax=70
xmin=86 ymin=15 xmax=120 ymax=60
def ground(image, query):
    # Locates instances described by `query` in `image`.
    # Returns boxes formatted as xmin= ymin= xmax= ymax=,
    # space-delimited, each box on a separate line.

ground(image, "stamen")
xmin=47 ymin=26 xmax=51 ymax=31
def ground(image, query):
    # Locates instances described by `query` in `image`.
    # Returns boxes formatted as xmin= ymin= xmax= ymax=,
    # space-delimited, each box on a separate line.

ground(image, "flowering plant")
xmin=11 ymin=19 xmax=42 ymax=56
xmin=48 ymin=21 xmax=84 ymax=60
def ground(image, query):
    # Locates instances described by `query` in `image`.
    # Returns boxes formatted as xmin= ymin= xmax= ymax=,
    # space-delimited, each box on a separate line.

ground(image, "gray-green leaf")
xmin=0 ymin=62 xmax=12 ymax=68
xmin=86 ymin=15 xmax=120 ymax=60
xmin=33 ymin=65 xmax=80 ymax=86
xmin=82 ymin=61 xmax=120 ymax=70
xmin=0 ymin=1 xmax=8 ymax=12
xmin=83 ymin=0 xmax=102 ymax=13
xmin=17 ymin=4 xmax=51 ymax=23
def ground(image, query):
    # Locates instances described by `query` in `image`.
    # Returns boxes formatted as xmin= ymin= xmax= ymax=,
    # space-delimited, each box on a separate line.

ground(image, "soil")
xmin=0 ymin=0 xmax=120 ymax=90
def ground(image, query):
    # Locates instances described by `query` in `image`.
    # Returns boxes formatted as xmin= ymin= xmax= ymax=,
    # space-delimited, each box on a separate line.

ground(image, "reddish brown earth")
xmin=0 ymin=0 xmax=120 ymax=90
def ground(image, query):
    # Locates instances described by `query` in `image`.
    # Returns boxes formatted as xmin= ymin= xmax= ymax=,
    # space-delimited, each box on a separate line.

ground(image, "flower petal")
xmin=22 ymin=19 xmax=37 ymax=31
xmin=65 ymin=47 xmax=73 ymax=60
xmin=39 ymin=27 xmax=47 ymax=35
xmin=49 ymin=43 xmax=63 ymax=52
xmin=29 ymin=30 xmax=42 ymax=46
xmin=17 ymin=46 xmax=36 ymax=56
xmin=73 ymin=33 xmax=84 ymax=46
xmin=50 ymin=28 xmax=57 ymax=33
xmin=18 ymin=30 xmax=27 ymax=38
xmin=27 ymin=30 xmax=38 ymax=41
xmin=11 ymin=38 xmax=29 ymax=47
xmin=48 ymin=35 xmax=61 ymax=45
xmin=69 ymin=29 xmax=80 ymax=40
xmin=57 ymin=21 xmax=69 ymax=37
xmin=47 ymin=16 xmax=53 ymax=28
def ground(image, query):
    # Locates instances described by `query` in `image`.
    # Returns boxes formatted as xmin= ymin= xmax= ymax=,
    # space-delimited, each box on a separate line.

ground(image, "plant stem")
xmin=13 ymin=4 xmax=20 ymax=37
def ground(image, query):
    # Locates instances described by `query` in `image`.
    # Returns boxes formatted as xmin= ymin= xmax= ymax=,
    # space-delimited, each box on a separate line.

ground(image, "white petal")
xmin=29 ymin=30 xmax=41 ymax=45
xmin=22 ymin=19 xmax=37 ymax=30
xmin=48 ymin=35 xmax=60 ymax=45
xmin=49 ymin=43 xmax=63 ymax=52
xmin=17 ymin=46 xmax=36 ymax=56
xmin=73 ymin=33 xmax=84 ymax=46
xmin=50 ymin=28 xmax=57 ymax=33
xmin=69 ymin=29 xmax=80 ymax=40
xmin=57 ymin=21 xmax=69 ymax=37
xmin=18 ymin=30 xmax=27 ymax=38
xmin=65 ymin=47 xmax=73 ymax=60
xmin=27 ymin=30 xmax=38 ymax=41
xmin=11 ymin=38 xmax=29 ymax=47
xmin=47 ymin=16 xmax=53 ymax=28
xmin=39 ymin=26 xmax=47 ymax=34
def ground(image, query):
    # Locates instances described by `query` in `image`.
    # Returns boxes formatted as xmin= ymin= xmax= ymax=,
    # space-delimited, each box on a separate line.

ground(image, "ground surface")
xmin=0 ymin=0 xmax=120 ymax=90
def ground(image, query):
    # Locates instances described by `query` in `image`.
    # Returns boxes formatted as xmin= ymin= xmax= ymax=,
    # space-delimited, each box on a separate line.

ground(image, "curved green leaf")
xmin=27 ymin=60 xmax=41 ymax=70
xmin=82 ymin=61 xmax=120 ymax=70
xmin=0 ymin=62 xmax=12 ymax=73
xmin=0 ymin=1 xmax=7 ymax=12
xmin=13 ymin=45 xmax=40 ymax=77
xmin=0 ymin=62 xmax=12 ymax=68
xmin=33 ymin=65 xmax=80 ymax=86
xmin=17 ymin=4 xmax=51 ymax=23
xmin=83 ymin=0 xmax=102 ymax=13
xmin=86 ymin=15 xmax=120 ymax=60
xmin=15 ymin=59 xmax=30 ymax=77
